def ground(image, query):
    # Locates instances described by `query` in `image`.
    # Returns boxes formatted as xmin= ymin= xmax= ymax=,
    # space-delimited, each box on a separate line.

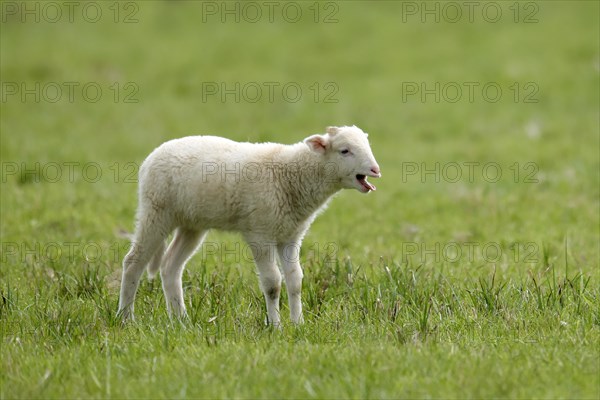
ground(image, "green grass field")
xmin=1 ymin=1 xmax=599 ymax=398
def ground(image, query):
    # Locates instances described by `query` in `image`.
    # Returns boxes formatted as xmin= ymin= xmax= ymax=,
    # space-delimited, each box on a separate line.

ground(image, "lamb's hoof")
xmin=177 ymin=314 xmax=190 ymax=326
xmin=265 ymin=318 xmax=282 ymax=330
xmin=168 ymin=309 xmax=190 ymax=326
xmin=116 ymin=308 xmax=134 ymax=325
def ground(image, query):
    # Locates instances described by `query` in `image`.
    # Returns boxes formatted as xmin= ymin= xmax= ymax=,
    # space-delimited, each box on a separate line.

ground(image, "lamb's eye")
xmin=340 ymin=149 xmax=350 ymax=155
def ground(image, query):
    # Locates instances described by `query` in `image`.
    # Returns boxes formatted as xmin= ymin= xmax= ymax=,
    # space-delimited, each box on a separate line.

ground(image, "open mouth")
xmin=356 ymin=174 xmax=376 ymax=192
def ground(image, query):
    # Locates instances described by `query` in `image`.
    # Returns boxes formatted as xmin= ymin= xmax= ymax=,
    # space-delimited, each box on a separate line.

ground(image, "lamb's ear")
xmin=304 ymin=134 xmax=329 ymax=154
xmin=326 ymin=126 xmax=339 ymax=135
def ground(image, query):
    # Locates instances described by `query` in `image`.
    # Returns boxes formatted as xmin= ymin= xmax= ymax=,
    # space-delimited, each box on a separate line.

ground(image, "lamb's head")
xmin=304 ymin=125 xmax=381 ymax=193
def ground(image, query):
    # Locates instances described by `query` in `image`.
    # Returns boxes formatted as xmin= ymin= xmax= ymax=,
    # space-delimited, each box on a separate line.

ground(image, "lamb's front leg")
xmin=248 ymin=240 xmax=281 ymax=327
xmin=278 ymin=242 xmax=304 ymax=324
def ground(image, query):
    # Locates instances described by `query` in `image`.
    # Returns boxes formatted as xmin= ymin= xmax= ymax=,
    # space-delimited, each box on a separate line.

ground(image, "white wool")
xmin=118 ymin=125 xmax=381 ymax=325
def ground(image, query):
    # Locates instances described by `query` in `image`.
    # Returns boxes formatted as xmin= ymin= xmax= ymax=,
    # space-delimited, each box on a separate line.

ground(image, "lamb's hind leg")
xmin=146 ymin=239 xmax=167 ymax=279
xmin=118 ymin=214 xmax=170 ymax=321
xmin=161 ymin=228 xmax=206 ymax=318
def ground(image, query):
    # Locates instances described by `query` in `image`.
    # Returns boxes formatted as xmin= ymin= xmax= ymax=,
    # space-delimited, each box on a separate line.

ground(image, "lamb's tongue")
xmin=363 ymin=179 xmax=376 ymax=191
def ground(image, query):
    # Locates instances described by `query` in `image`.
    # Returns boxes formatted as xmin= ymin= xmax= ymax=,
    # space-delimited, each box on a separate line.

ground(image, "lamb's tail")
xmin=146 ymin=239 xmax=166 ymax=279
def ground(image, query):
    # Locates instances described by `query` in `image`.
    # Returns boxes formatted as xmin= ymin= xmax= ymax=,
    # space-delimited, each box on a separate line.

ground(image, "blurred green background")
xmin=1 ymin=1 xmax=598 ymax=398
xmin=2 ymin=0 xmax=598 ymax=266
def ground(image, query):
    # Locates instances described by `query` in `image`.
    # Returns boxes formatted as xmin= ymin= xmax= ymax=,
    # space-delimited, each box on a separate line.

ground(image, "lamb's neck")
xmin=276 ymin=144 xmax=341 ymax=213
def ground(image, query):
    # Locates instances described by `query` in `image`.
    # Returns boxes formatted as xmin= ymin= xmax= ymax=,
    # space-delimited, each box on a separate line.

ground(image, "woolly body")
xmin=140 ymin=137 xmax=337 ymax=242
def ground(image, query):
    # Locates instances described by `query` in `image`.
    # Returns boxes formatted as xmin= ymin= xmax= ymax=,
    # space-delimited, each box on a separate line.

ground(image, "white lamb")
xmin=118 ymin=125 xmax=381 ymax=325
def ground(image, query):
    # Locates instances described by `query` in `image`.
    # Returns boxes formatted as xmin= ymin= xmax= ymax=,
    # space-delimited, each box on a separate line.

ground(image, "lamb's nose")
xmin=371 ymin=166 xmax=381 ymax=177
